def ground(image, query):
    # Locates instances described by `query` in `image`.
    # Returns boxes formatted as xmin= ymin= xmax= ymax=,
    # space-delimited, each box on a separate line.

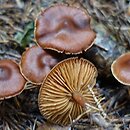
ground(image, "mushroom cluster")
xmin=33 ymin=4 xmax=104 ymax=126
xmin=19 ymin=3 xmax=97 ymax=85
xmin=1 ymin=3 xmax=130 ymax=129
xmin=0 ymin=4 xmax=104 ymax=127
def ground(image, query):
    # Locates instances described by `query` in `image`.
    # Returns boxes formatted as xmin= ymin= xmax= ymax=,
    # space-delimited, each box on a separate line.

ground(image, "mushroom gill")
xmin=38 ymin=57 xmax=100 ymax=126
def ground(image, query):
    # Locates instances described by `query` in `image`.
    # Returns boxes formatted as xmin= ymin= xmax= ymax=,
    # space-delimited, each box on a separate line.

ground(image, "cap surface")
xmin=111 ymin=52 xmax=130 ymax=85
xmin=35 ymin=5 xmax=96 ymax=54
xmin=20 ymin=46 xmax=59 ymax=84
xmin=38 ymin=57 xmax=98 ymax=126
xmin=0 ymin=59 xmax=26 ymax=99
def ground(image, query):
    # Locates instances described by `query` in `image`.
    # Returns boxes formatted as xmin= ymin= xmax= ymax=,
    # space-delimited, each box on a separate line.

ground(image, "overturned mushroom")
xmin=111 ymin=52 xmax=130 ymax=85
xmin=38 ymin=57 xmax=103 ymax=126
xmin=20 ymin=45 xmax=59 ymax=84
xmin=35 ymin=4 xmax=96 ymax=54
xmin=0 ymin=59 xmax=26 ymax=99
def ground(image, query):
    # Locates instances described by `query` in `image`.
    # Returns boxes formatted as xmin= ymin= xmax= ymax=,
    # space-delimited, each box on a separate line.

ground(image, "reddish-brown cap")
xmin=0 ymin=59 xmax=26 ymax=99
xmin=20 ymin=45 xmax=59 ymax=84
xmin=111 ymin=52 xmax=130 ymax=85
xmin=38 ymin=57 xmax=98 ymax=126
xmin=35 ymin=4 xmax=96 ymax=54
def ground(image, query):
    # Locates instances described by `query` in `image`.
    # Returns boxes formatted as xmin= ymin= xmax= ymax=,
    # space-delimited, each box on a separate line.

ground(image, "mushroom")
xmin=38 ymin=57 xmax=102 ymax=126
xmin=20 ymin=45 xmax=59 ymax=84
xmin=35 ymin=4 xmax=96 ymax=54
xmin=0 ymin=59 xmax=26 ymax=99
xmin=111 ymin=52 xmax=130 ymax=85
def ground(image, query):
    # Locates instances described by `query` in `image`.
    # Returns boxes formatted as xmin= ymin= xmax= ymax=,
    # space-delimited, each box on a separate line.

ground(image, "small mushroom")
xmin=38 ymin=57 xmax=101 ymax=126
xmin=111 ymin=52 xmax=130 ymax=85
xmin=0 ymin=59 xmax=26 ymax=99
xmin=35 ymin=4 xmax=96 ymax=54
xmin=20 ymin=45 xmax=59 ymax=84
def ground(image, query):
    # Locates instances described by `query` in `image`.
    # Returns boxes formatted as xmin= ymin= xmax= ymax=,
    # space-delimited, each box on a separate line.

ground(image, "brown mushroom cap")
xmin=35 ymin=5 xmax=96 ymax=54
xmin=20 ymin=45 xmax=59 ymax=84
xmin=0 ymin=59 xmax=26 ymax=99
xmin=38 ymin=57 xmax=98 ymax=126
xmin=111 ymin=52 xmax=130 ymax=85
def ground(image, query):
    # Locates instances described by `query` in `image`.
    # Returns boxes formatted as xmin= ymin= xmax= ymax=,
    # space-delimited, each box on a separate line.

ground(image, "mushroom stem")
xmin=72 ymin=92 xmax=85 ymax=107
xmin=72 ymin=86 xmax=106 ymax=118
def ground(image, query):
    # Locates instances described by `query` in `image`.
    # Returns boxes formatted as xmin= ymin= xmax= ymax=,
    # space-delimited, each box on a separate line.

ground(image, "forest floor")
xmin=0 ymin=0 xmax=130 ymax=130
